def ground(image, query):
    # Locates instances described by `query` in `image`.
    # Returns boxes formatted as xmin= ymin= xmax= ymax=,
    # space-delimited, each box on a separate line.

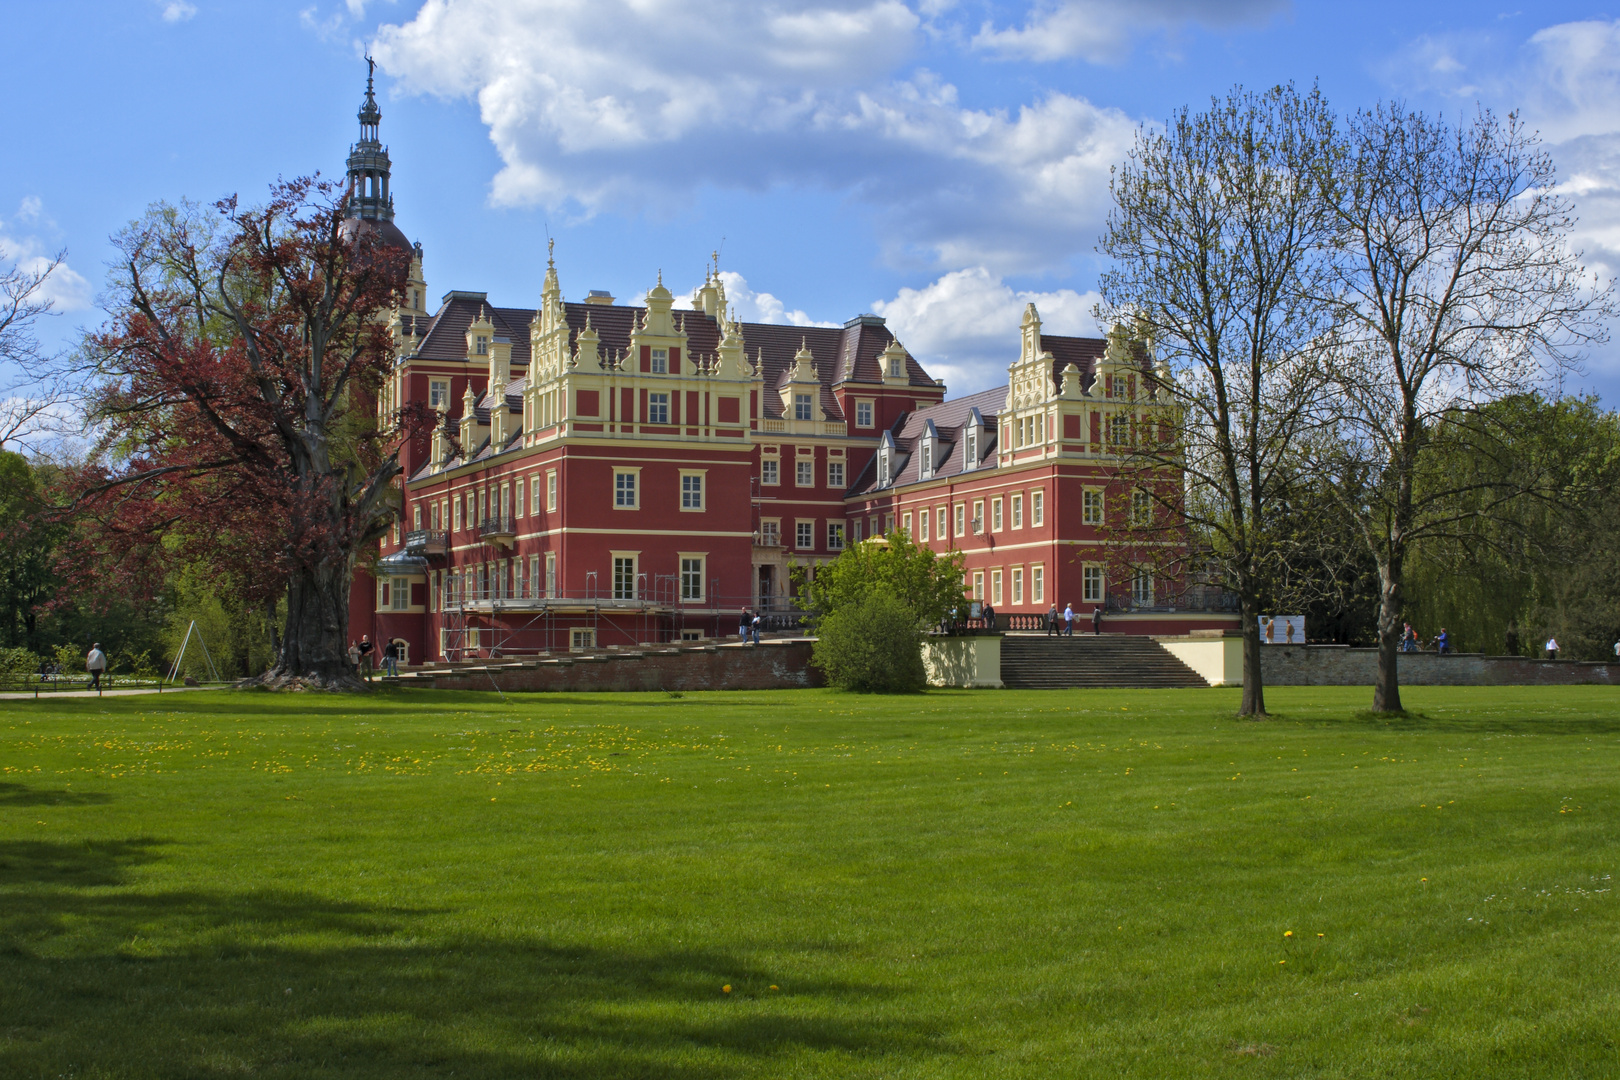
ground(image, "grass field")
xmin=1 ymin=685 xmax=1617 ymax=1078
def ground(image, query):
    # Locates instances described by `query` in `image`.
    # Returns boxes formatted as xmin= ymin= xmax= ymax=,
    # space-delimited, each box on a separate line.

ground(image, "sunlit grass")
xmin=1 ymin=685 xmax=1617 ymax=1078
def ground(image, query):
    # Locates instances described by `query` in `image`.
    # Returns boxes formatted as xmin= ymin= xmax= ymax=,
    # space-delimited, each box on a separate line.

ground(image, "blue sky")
xmin=9 ymin=1 xmax=1620 ymax=401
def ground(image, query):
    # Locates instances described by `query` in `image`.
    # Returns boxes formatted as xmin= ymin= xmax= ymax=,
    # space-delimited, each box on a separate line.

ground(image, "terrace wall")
xmin=413 ymin=639 xmax=822 ymax=693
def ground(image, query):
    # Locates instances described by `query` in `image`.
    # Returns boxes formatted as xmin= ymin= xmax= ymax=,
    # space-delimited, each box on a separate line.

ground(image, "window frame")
xmin=795 ymin=520 xmax=814 ymax=550
xmin=827 ymin=460 xmax=845 ymax=489
xmin=1011 ymin=493 xmax=1023 ymax=529
xmin=1012 ymin=567 xmax=1024 ymax=605
xmin=827 ymin=522 xmax=845 ymax=550
xmin=678 ymin=554 xmax=706 ymax=602
xmin=795 ymin=458 xmax=814 ymax=487
xmin=991 ymin=496 xmax=1003 ymax=532
xmin=1032 ymin=564 xmax=1044 ymax=604
xmin=613 ymin=467 xmax=641 ymax=510
xmin=1083 ymin=488 xmax=1104 ymax=526
xmin=1032 ymin=490 xmax=1045 ymax=526
xmin=651 ymin=347 xmax=668 ymax=374
xmin=546 ymin=470 xmax=558 ymax=511
xmin=679 ymin=470 xmax=706 ymax=512
xmin=855 ymin=400 xmax=874 ymax=428
xmin=647 ymin=392 xmax=670 ymax=425
xmin=429 ymin=379 xmax=449 ymax=409
xmin=1083 ymin=564 xmax=1105 ymax=604
xmin=794 ymin=393 xmax=813 ymax=421
xmin=611 ymin=552 xmax=640 ymax=601
xmin=760 ymin=458 xmax=779 ymax=486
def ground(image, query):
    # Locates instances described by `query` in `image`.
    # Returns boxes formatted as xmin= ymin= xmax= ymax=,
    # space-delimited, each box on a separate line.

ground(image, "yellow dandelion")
xmin=1283 ymin=930 xmax=1293 ymax=938
xmin=722 ymin=984 xmax=732 ymax=993
xmin=769 ymin=985 xmax=779 ymax=991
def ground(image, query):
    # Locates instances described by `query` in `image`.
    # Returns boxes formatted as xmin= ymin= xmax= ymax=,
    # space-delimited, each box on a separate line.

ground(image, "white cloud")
xmin=873 ymin=266 xmax=1099 ymax=392
xmin=372 ymin=0 xmax=1137 ymax=274
xmin=972 ymin=0 xmax=1287 ymax=64
xmin=712 ymin=271 xmax=837 ymax=328
xmin=1 ymin=200 xmax=91 ymax=314
xmin=159 ymin=0 xmax=197 ymax=23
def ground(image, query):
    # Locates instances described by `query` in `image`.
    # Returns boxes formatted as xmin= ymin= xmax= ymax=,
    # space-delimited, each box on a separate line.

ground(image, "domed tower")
xmin=343 ymin=57 xmax=414 ymax=255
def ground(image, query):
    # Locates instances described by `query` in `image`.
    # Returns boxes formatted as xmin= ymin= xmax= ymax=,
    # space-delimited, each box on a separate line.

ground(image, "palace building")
xmin=341 ymin=73 xmax=1239 ymax=662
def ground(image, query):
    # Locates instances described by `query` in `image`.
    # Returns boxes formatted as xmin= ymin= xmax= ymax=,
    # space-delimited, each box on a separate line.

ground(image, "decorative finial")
xmin=547 ymin=237 xmax=555 ymax=265
xmin=657 ymin=268 xmax=663 ymax=287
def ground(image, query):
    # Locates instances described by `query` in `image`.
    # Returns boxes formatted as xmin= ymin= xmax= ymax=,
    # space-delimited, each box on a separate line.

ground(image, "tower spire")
xmin=346 ymin=57 xmax=394 ymax=223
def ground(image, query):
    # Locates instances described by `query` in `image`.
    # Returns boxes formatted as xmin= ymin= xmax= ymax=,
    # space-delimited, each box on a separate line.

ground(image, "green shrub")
xmin=811 ymin=593 xmax=926 ymax=693
xmin=0 ymin=647 xmax=40 ymax=691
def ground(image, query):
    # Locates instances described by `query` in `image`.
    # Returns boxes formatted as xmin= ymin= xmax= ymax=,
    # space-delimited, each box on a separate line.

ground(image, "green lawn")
xmin=1 ymin=685 xmax=1617 ymax=1078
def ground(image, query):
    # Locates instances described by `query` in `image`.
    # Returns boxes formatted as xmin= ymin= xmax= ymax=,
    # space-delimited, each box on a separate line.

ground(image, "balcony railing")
xmin=403 ymin=529 xmax=448 ymax=556
xmin=478 ymin=516 xmax=516 ymax=544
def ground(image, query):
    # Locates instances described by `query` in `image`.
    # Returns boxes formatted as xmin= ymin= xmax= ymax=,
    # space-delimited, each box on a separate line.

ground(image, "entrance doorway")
xmin=757 ymin=565 xmax=775 ymax=610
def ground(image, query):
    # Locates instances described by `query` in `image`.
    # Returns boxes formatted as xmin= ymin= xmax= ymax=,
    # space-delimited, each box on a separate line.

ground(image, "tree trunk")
xmin=1373 ymin=551 xmax=1404 ymax=713
xmin=1239 ymin=590 xmax=1267 ymax=717
xmin=261 ymin=555 xmax=362 ymax=690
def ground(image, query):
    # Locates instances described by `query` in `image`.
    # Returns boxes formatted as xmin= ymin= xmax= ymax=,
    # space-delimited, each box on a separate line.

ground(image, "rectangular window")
xmin=796 ymin=459 xmax=813 ymax=486
xmin=546 ymin=470 xmax=558 ymax=511
xmin=613 ymin=556 xmax=637 ymax=600
xmin=528 ymin=555 xmax=539 ymax=599
xmin=680 ymin=557 xmax=704 ymax=601
xmin=1011 ymin=494 xmax=1023 ymax=529
xmin=413 ymin=504 xmax=422 ymax=530
xmin=827 ymin=522 xmax=845 ymax=550
xmin=938 ymin=506 xmax=949 ymax=539
xmin=884 ymin=513 xmax=895 ymax=534
xmin=474 ymin=335 xmax=489 ymax=355
xmin=991 ymin=496 xmax=1003 ymax=532
xmin=571 ymin=628 xmax=596 ymax=652
xmin=972 ymin=500 xmax=984 ymax=533
xmin=500 ymin=484 xmax=510 ymax=522
xmin=681 ymin=472 xmax=704 ymax=511
xmin=1033 ymin=490 xmax=1044 ymax=526
xmin=991 ymin=569 xmax=1003 ymax=606
xmin=1083 ymin=489 xmax=1104 ymax=526
xmin=1133 ymin=571 xmax=1153 ymax=606
xmin=761 ymin=459 xmax=779 ymax=485
xmin=392 ymin=577 xmax=409 ymax=611
xmin=1110 ymin=413 xmax=1130 ymax=445
xmin=827 ymin=461 xmax=845 ymax=488
xmin=651 ymin=347 xmax=668 ymax=373
xmin=972 ymin=571 xmax=984 ymax=601
xmin=1012 ymin=568 xmax=1024 ymax=605
xmin=794 ymin=393 xmax=813 ymax=421
xmin=1132 ymin=490 xmax=1153 ymax=527
xmin=759 ymin=520 xmax=780 ymax=547
xmin=954 ymin=504 xmax=966 ymax=536
xmin=614 ymin=470 xmax=638 ymax=508
xmin=796 ymin=521 xmax=813 ymax=549
xmin=918 ymin=510 xmax=929 ymax=542
xmin=648 ymin=392 xmax=670 ymax=424
xmin=901 ymin=511 xmax=911 ymax=536
xmin=429 ymin=379 xmax=449 ymax=408
xmin=1033 ymin=565 xmax=1044 ymax=603
xmin=514 ymin=477 xmax=525 ymax=519
xmin=545 ymin=552 xmax=557 ymax=598
xmin=851 ymin=519 xmax=862 ymax=543
xmin=453 ymin=496 xmax=462 ymax=532
xmin=856 ymin=400 xmax=873 ymax=427
xmin=1084 ymin=565 xmax=1105 ymax=603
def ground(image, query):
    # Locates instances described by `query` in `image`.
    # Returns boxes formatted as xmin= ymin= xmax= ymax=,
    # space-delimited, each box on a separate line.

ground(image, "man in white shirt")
xmin=1545 ymin=637 xmax=1559 ymax=660
xmin=86 ymin=643 xmax=107 ymax=691
xmin=1063 ymin=603 xmax=1074 ymax=636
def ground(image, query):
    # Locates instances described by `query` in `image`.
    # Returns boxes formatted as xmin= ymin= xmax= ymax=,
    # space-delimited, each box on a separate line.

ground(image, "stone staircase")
xmin=999 ymin=633 xmax=1209 ymax=689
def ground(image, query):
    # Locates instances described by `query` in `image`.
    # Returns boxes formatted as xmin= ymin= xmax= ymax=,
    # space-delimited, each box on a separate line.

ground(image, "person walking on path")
xmin=86 ymin=643 xmax=107 ymax=692
xmin=358 ymin=635 xmax=375 ymax=680
xmin=1046 ymin=605 xmax=1060 ymax=636
xmin=1063 ymin=603 xmax=1075 ymax=636
xmin=750 ymin=611 xmax=763 ymax=645
xmin=739 ymin=608 xmax=752 ymax=641
xmin=981 ymin=603 xmax=996 ymax=632
xmin=382 ymin=640 xmax=399 ymax=677
xmin=1091 ymin=606 xmax=1103 ymax=635
xmin=1545 ymin=636 xmax=1560 ymax=660
xmin=1434 ymin=628 xmax=1450 ymax=655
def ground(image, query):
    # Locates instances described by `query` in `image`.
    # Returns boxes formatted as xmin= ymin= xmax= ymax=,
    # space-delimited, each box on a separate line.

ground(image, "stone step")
xmin=1000 ymin=634 xmax=1208 ymax=689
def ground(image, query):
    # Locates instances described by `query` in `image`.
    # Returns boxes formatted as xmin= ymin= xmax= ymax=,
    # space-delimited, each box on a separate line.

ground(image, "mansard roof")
xmin=846 ymin=384 xmax=1005 ymax=496
xmin=409 ymin=292 xmax=940 ymax=422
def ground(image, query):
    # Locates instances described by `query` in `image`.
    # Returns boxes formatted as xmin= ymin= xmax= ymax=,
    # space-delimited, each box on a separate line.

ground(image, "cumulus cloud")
xmin=372 ymin=0 xmax=1137 ymax=274
xmin=873 ymin=266 xmax=1099 ymax=392
xmin=159 ymin=0 xmax=197 ymax=22
xmin=1 ymin=200 xmax=91 ymax=314
xmin=972 ymin=0 xmax=1288 ymax=64
xmin=712 ymin=271 xmax=837 ymax=328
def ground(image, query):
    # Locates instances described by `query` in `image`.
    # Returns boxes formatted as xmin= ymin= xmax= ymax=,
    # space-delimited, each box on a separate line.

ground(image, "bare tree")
xmin=1317 ymin=104 xmax=1616 ymax=712
xmin=1099 ymin=84 xmax=1337 ymax=717
xmin=0 ymin=245 xmax=75 ymax=453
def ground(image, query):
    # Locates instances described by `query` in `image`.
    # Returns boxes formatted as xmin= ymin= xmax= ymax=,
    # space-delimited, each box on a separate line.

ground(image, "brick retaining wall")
xmin=1260 ymin=646 xmax=1618 ymax=687
xmin=403 ymin=639 xmax=823 ymax=693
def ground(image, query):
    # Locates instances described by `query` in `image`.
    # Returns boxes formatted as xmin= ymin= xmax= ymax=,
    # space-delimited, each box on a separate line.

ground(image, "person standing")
xmin=1046 ymin=605 xmax=1060 ymax=636
xmin=348 ymin=641 xmax=361 ymax=673
xmin=738 ymin=607 xmax=752 ymax=641
xmin=1435 ymin=628 xmax=1449 ymax=655
xmin=86 ymin=643 xmax=107 ymax=692
xmin=1062 ymin=603 xmax=1074 ymax=636
xmin=382 ymin=639 xmax=398 ymax=677
xmin=750 ymin=611 xmax=762 ymax=645
xmin=1091 ymin=605 xmax=1103 ymax=635
xmin=981 ymin=603 xmax=996 ymax=632
xmin=1545 ymin=636 xmax=1559 ymax=660
xmin=358 ymin=635 xmax=375 ymax=680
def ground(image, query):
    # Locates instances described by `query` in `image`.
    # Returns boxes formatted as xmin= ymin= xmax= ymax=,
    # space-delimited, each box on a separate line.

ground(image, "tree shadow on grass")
xmin=1322 ymin=709 xmax=1620 ymax=737
xmin=0 ymin=780 xmax=117 ymax=807
xmin=0 ymin=840 xmax=951 ymax=1079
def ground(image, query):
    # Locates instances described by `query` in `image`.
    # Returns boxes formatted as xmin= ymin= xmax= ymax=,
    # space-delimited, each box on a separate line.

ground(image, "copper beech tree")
xmin=83 ymin=178 xmax=429 ymax=689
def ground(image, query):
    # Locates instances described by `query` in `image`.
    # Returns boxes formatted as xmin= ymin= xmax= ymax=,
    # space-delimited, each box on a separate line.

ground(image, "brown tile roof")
xmin=846 ymin=384 xmax=1006 ymax=496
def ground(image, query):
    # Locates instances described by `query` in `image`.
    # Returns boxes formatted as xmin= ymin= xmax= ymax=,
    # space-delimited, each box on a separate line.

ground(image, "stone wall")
xmin=1260 ymin=645 xmax=1618 ymax=687
xmin=1154 ymin=633 xmax=1619 ymax=687
xmin=408 ymin=639 xmax=823 ymax=693
xmin=922 ymin=636 xmax=1003 ymax=688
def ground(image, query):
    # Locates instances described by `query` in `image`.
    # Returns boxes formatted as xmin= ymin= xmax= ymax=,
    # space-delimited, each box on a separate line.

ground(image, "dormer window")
xmin=888 ymin=354 xmax=905 ymax=378
xmin=794 ymin=393 xmax=813 ymax=421
xmin=920 ymin=441 xmax=932 ymax=479
xmin=964 ymin=428 xmax=977 ymax=471
xmin=651 ymin=348 xmax=668 ymax=373
xmin=475 ymin=335 xmax=489 ymax=355
xmin=878 ymin=445 xmax=891 ymax=486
